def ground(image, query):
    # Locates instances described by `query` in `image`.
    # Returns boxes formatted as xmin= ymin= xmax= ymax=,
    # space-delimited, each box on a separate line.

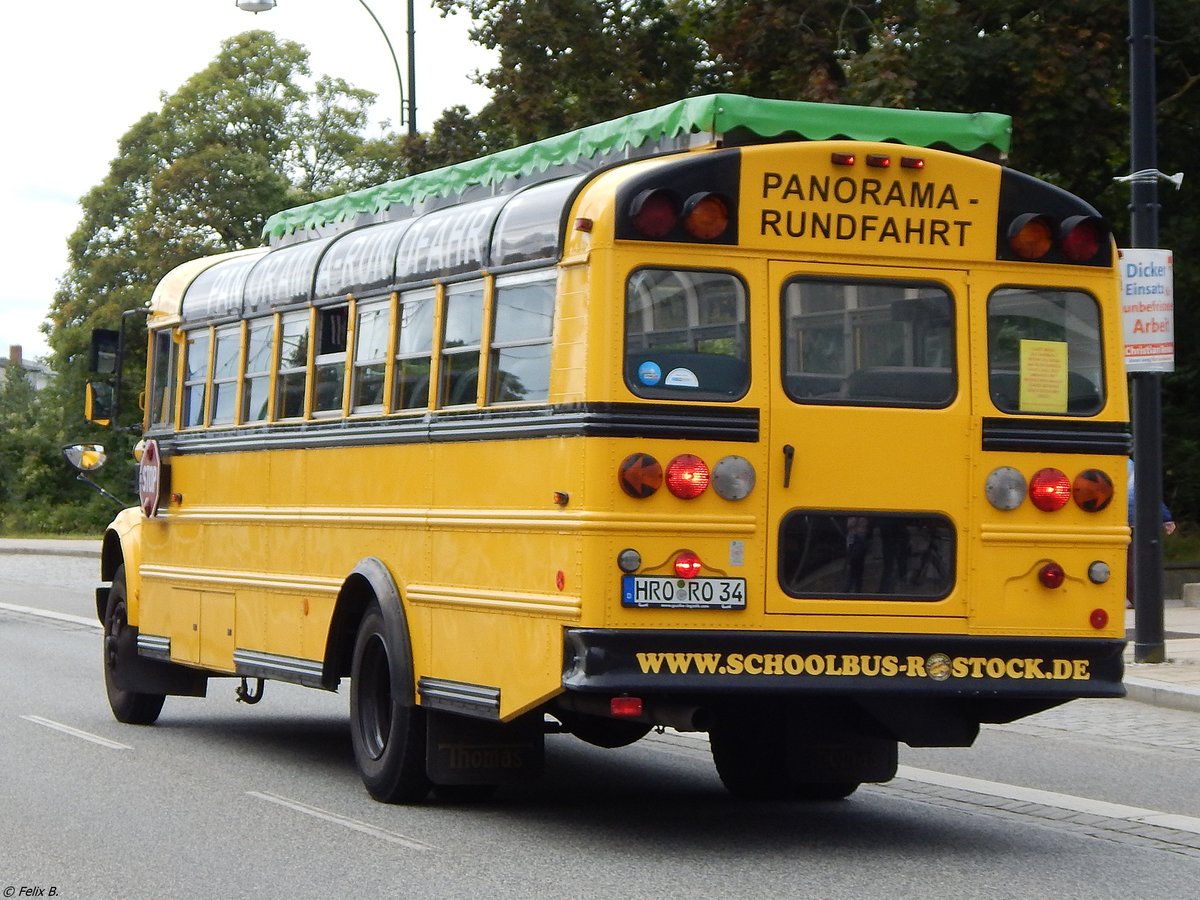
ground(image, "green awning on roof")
xmin=264 ymin=94 xmax=1012 ymax=241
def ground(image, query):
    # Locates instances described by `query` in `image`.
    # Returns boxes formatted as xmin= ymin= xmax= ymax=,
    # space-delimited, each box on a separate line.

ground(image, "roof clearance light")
xmin=1072 ymin=469 xmax=1114 ymax=512
xmin=1038 ymin=561 xmax=1066 ymax=589
xmin=831 ymin=152 xmax=856 ymax=166
xmin=900 ymin=156 xmax=925 ymax=169
xmin=866 ymin=154 xmax=891 ymax=168
xmin=665 ymin=454 xmax=710 ymax=499
xmin=1029 ymin=468 xmax=1072 ymax=511
xmin=674 ymin=550 xmax=703 ymax=579
xmin=629 ymin=189 xmax=679 ymax=239
xmin=681 ymin=193 xmax=730 ymax=240
xmin=1059 ymin=215 xmax=1105 ymax=262
xmin=1008 ymin=213 xmax=1055 ymax=260
xmin=985 ymin=466 xmax=1027 ymax=511
xmin=619 ymin=452 xmax=663 ymax=498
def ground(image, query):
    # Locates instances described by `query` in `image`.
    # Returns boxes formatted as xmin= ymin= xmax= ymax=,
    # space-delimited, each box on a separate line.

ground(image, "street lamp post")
xmin=236 ymin=0 xmax=416 ymax=135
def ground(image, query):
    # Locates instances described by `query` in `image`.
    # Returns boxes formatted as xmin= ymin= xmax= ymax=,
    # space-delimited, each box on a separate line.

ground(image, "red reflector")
xmin=900 ymin=156 xmax=925 ymax=169
xmin=1072 ymin=469 xmax=1114 ymax=512
xmin=674 ymin=551 xmax=703 ymax=579
xmin=682 ymin=192 xmax=730 ymax=240
xmin=665 ymin=454 xmax=710 ymax=499
xmin=629 ymin=189 xmax=679 ymax=239
xmin=574 ymin=217 xmax=594 ymax=233
xmin=1090 ymin=608 xmax=1109 ymax=630
xmin=831 ymin=152 xmax=856 ymax=166
xmin=1059 ymin=215 xmax=1105 ymax=262
xmin=1029 ymin=468 xmax=1071 ymax=511
xmin=618 ymin=452 xmax=663 ymax=498
xmin=866 ymin=154 xmax=891 ymax=168
xmin=1038 ymin=562 xmax=1066 ymax=589
xmin=1008 ymin=214 xmax=1055 ymax=260
xmin=610 ymin=696 xmax=643 ymax=717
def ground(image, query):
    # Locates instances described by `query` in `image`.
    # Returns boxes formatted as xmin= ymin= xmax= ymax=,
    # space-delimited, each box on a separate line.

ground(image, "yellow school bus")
xmin=76 ymin=94 xmax=1129 ymax=803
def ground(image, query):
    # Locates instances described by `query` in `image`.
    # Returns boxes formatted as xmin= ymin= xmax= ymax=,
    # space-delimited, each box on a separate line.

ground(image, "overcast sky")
xmin=0 ymin=0 xmax=495 ymax=362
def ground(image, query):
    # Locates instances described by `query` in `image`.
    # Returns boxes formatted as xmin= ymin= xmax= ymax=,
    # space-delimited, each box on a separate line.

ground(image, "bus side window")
xmin=313 ymin=304 xmax=349 ymax=416
xmin=489 ymin=272 xmax=555 ymax=404
xmin=210 ymin=324 xmax=242 ymax=426
xmin=276 ymin=311 xmax=310 ymax=420
xmin=242 ymin=317 xmax=274 ymax=423
xmin=352 ymin=299 xmax=390 ymax=412
xmin=394 ymin=289 xmax=435 ymax=411
xmin=440 ymin=281 xmax=485 ymax=407
xmin=182 ymin=328 xmax=211 ymax=429
xmin=148 ymin=329 xmax=178 ymax=431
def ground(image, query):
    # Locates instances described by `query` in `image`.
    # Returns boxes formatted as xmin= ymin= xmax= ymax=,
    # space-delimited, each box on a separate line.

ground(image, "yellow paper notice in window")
xmin=1019 ymin=339 xmax=1068 ymax=412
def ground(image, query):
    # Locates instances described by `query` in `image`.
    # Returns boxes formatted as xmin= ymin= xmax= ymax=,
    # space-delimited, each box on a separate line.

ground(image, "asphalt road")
xmin=2 ymin=552 xmax=1198 ymax=898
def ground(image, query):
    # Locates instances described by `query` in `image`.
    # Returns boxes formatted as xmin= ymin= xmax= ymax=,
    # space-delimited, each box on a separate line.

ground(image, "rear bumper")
xmin=563 ymin=629 xmax=1125 ymax=700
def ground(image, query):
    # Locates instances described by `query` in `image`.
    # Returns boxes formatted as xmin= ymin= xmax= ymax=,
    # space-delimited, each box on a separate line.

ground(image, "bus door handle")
xmin=782 ymin=444 xmax=795 ymax=488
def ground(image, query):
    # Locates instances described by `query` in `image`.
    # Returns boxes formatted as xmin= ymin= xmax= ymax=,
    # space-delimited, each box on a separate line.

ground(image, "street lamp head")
xmin=236 ymin=1 xmax=277 ymax=12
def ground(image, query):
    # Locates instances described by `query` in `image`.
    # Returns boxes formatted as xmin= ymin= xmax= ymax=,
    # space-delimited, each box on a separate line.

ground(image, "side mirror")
xmin=89 ymin=328 xmax=120 ymax=375
xmin=84 ymin=381 xmax=114 ymax=427
xmin=63 ymin=443 xmax=108 ymax=472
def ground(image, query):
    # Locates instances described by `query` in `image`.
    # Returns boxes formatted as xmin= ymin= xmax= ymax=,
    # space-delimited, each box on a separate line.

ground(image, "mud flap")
xmin=112 ymin=621 xmax=208 ymax=697
xmin=425 ymin=711 xmax=544 ymax=785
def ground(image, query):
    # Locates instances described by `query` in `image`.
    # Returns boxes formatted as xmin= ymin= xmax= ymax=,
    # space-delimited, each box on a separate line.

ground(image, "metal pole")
xmin=406 ymin=0 xmax=417 ymax=135
xmin=1129 ymin=0 xmax=1166 ymax=662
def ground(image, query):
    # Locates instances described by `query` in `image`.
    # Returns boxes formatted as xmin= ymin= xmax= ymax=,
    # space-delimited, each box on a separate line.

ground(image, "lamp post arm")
xmin=352 ymin=0 xmax=407 ymax=132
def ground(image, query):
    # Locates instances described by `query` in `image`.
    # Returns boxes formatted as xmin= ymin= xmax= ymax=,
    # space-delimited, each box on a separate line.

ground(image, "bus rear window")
xmin=987 ymin=288 xmax=1104 ymax=415
xmin=624 ymin=268 xmax=749 ymax=401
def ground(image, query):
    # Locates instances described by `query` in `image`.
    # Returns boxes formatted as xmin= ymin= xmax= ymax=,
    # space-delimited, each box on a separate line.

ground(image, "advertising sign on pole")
xmin=1120 ymin=247 xmax=1175 ymax=373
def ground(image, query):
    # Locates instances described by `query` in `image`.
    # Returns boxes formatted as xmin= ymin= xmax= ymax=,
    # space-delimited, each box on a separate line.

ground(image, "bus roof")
xmin=263 ymin=93 xmax=1012 ymax=244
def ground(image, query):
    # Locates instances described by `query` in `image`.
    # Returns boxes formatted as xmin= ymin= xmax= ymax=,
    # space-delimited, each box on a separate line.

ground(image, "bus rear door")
xmin=766 ymin=261 xmax=971 ymax=620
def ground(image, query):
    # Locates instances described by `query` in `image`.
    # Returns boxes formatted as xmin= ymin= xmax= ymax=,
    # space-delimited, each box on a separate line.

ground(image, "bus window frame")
xmin=487 ymin=268 xmax=557 ymax=406
xmin=623 ymin=265 xmax=751 ymax=403
xmin=242 ymin=316 xmax=275 ymax=425
xmin=393 ymin=287 xmax=437 ymax=414
xmin=312 ymin=301 xmax=351 ymax=418
xmin=780 ymin=275 xmax=957 ymax=410
xmin=985 ymin=284 xmax=1106 ymax=417
xmin=147 ymin=328 xmax=179 ymax=434
xmin=181 ymin=327 xmax=212 ymax=430
xmin=209 ymin=322 xmax=244 ymax=428
xmin=351 ymin=294 xmax=394 ymax=415
xmin=438 ymin=278 xmax=488 ymax=408
xmin=275 ymin=308 xmax=313 ymax=422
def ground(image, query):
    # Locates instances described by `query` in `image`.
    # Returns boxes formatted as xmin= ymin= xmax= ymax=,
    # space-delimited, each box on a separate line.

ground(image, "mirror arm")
xmin=73 ymin=472 xmax=127 ymax=509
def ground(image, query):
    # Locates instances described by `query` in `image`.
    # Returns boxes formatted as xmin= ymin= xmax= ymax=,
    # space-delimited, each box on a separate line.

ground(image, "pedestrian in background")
xmin=1127 ymin=457 xmax=1176 ymax=608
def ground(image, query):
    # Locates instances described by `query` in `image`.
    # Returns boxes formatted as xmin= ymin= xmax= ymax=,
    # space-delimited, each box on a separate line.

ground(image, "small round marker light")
xmin=1090 ymin=608 xmax=1109 ymax=630
xmin=1038 ymin=561 xmax=1066 ymax=589
xmin=617 ymin=548 xmax=642 ymax=574
xmin=1087 ymin=560 xmax=1111 ymax=584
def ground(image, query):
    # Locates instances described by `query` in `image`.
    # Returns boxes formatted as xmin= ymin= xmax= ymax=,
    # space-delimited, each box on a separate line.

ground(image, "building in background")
xmin=1 ymin=345 xmax=51 ymax=391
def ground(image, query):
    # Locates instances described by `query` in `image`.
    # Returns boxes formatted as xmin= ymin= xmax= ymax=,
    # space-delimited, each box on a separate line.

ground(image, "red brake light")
xmin=1060 ymin=216 xmax=1105 ymax=262
xmin=610 ymin=696 xmax=643 ymax=717
xmin=629 ymin=189 xmax=679 ymax=239
xmin=674 ymin=551 xmax=703 ymax=579
xmin=665 ymin=454 xmax=710 ymax=499
xmin=682 ymin=192 xmax=730 ymax=240
xmin=1029 ymin=468 xmax=1071 ymax=511
xmin=1008 ymin=214 xmax=1055 ymax=260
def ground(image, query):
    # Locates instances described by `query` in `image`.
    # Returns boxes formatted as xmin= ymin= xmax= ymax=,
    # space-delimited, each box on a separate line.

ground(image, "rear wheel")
xmin=350 ymin=603 xmax=430 ymax=803
xmin=103 ymin=566 xmax=166 ymax=725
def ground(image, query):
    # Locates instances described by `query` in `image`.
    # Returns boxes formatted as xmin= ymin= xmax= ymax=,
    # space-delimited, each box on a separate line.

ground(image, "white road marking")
xmin=247 ymin=791 xmax=436 ymax=850
xmin=21 ymin=715 xmax=132 ymax=750
xmin=0 ymin=601 xmax=99 ymax=630
xmin=898 ymin=765 xmax=1200 ymax=835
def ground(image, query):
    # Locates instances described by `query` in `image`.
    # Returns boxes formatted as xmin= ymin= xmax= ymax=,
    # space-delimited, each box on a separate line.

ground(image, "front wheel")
xmin=350 ymin=603 xmax=430 ymax=803
xmin=103 ymin=565 xmax=166 ymax=725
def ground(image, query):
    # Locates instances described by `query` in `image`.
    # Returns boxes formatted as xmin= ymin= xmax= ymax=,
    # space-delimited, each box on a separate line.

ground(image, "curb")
xmin=0 ymin=543 xmax=100 ymax=559
xmin=1123 ymin=675 xmax=1200 ymax=714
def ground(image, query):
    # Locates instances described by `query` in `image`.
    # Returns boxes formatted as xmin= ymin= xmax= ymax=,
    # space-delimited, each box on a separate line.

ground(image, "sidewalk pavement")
xmin=3 ymin=538 xmax=1199 ymax=714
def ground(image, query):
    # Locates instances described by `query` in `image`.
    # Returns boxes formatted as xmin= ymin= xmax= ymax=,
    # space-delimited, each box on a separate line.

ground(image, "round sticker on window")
xmin=665 ymin=367 xmax=699 ymax=388
xmin=637 ymin=361 xmax=662 ymax=386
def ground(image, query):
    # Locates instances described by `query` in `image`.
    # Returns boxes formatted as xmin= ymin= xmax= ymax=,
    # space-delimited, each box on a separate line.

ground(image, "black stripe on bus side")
xmin=162 ymin=403 xmax=760 ymax=457
xmin=981 ymin=418 xmax=1132 ymax=455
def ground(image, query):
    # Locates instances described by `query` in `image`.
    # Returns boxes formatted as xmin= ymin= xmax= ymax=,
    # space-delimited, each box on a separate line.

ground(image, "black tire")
xmin=103 ymin=566 xmax=166 ymax=725
xmin=350 ymin=603 xmax=430 ymax=803
xmin=709 ymin=717 xmax=858 ymax=802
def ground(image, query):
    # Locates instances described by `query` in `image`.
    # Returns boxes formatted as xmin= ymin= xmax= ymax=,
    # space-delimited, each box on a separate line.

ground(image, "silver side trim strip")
xmin=418 ymin=677 xmax=501 ymax=719
xmin=137 ymin=633 xmax=172 ymax=661
xmin=234 ymin=648 xmax=325 ymax=688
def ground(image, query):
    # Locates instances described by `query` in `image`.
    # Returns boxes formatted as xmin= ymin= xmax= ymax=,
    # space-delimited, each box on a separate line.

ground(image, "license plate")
xmin=621 ymin=575 xmax=746 ymax=609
